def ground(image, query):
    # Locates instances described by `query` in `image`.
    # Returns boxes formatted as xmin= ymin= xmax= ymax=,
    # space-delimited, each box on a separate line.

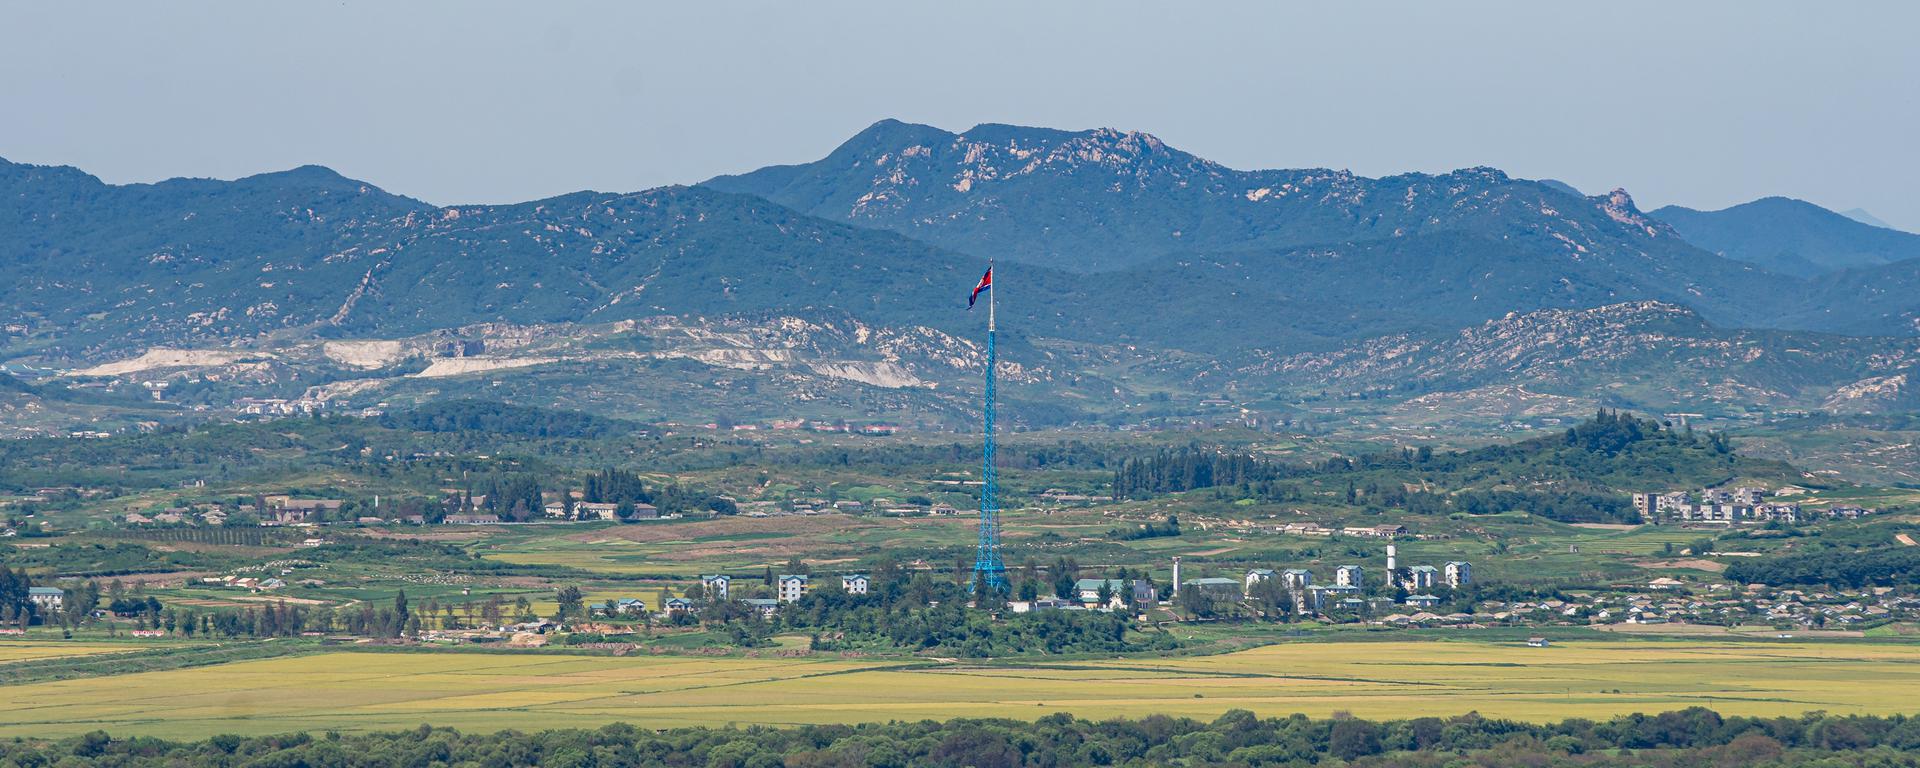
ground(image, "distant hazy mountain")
xmin=1536 ymin=178 xmax=1584 ymax=197
xmin=1842 ymin=208 xmax=1899 ymax=231
xmin=1651 ymin=197 xmax=1920 ymax=277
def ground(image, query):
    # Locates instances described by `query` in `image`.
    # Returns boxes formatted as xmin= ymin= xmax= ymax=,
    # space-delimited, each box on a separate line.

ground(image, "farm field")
xmin=477 ymin=515 xmax=981 ymax=576
xmin=0 ymin=641 xmax=170 ymax=664
xmin=5 ymin=638 xmax=1920 ymax=739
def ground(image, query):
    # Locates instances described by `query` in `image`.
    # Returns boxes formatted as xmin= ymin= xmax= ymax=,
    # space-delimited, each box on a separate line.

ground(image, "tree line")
xmin=9 ymin=707 xmax=1920 ymax=767
xmin=1725 ymin=545 xmax=1920 ymax=588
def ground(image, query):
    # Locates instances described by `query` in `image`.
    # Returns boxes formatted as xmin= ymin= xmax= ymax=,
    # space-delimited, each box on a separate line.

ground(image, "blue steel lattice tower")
xmin=972 ymin=262 xmax=1009 ymax=594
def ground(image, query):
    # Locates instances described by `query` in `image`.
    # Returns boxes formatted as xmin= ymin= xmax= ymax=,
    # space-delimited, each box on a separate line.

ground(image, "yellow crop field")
xmin=0 ymin=641 xmax=167 ymax=663
xmin=4 ymin=639 xmax=1919 ymax=739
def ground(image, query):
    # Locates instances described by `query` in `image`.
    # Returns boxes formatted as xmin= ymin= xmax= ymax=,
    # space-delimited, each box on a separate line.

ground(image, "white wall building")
xmin=777 ymin=574 xmax=810 ymax=603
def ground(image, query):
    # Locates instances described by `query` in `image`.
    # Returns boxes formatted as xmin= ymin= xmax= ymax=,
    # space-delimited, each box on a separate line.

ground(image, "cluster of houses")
xmin=677 ymin=420 xmax=900 ymax=435
xmin=119 ymin=496 xmax=391 ymax=527
xmin=123 ymin=505 xmax=229 ymax=526
xmin=1274 ymin=522 xmax=1410 ymax=539
xmin=443 ymin=488 xmax=668 ymax=526
xmin=736 ymin=499 xmax=963 ymax=518
xmin=263 ymin=496 xmax=348 ymax=524
xmin=1630 ymin=486 xmax=1878 ymax=525
xmin=1168 ymin=579 xmax=1920 ymax=632
xmin=584 ymin=573 xmax=874 ymax=623
xmin=1457 ymin=581 xmax=1920 ymax=630
xmin=232 ymin=396 xmax=329 ymax=417
xmin=541 ymin=500 xmax=659 ymax=521
xmin=1182 ymin=549 xmax=1471 ymax=612
xmin=113 ymin=487 xmax=690 ymax=529
xmin=443 ymin=488 xmax=689 ymax=526
xmin=1012 ymin=548 xmax=1473 ymax=619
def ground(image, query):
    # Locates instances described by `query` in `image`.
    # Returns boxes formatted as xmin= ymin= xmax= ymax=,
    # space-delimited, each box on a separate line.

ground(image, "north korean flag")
xmin=968 ymin=268 xmax=992 ymax=308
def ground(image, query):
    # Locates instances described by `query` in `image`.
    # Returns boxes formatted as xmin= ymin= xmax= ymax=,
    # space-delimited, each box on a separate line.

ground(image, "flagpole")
xmin=974 ymin=259 xmax=1006 ymax=595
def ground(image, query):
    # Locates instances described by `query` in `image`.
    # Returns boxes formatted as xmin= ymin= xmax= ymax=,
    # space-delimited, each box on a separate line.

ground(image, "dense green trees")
xmin=7 ymin=708 xmax=1920 ymax=767
xmin=583 ymin=467 xmax=732 ymax=517
xmin=0 ymin=541 xmax=232 ymax=577
xmin=1108 ymin=514 xmax=1180 ymax=541
xmin=0 ymin=565 xmax=39 ymax=627
xmin=1726 ymin=546 xmax=1920 ymax=587
xmin=379 ymin=400 xmax=636 ymax=439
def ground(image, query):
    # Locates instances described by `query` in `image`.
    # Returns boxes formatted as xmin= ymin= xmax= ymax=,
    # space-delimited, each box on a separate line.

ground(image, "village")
xmin=1631 ymin=485 xmax=1879 ymax=525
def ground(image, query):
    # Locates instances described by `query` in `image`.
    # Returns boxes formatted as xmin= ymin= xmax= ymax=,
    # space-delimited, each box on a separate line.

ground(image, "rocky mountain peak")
xmin=1600 ymin=187 xmax=1661 ymax=236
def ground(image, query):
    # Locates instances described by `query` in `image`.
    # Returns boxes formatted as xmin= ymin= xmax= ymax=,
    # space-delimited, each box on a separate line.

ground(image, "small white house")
xmin=743 ymin=598 xmax=780 ymax=618
xmin=1444 ymin=561 xmax=1472 ymax=588
xmin=840 ymin=573 xmax=870 ymax=595
xmin=28 ymin=586 xmax=64 ymax=610
xmin=701 ymin=574 xmax=731 ymax=601
xmin=1335 ymin=564 xmax=1364 ymax=588
xmin=1244 ymin=568 xmax=1277 ymax=594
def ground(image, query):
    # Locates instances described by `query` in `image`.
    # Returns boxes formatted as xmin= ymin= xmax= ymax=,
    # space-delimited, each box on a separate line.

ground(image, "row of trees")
xmin=0 ymin=566 xmax=51 ymax=626
xmin=12 ymin=708 xmax=1920 ymax=767
xmin=451 ymin=468 xmax=736 ymax=522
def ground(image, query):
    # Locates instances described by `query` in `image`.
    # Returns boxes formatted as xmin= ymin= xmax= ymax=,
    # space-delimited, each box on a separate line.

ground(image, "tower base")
xmin=971 ymin=563 xmax=1009 ymax=594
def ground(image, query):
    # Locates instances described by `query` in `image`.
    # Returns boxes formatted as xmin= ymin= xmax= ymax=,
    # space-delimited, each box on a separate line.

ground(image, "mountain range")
xmin=5 ymin=119 xmax=1920 ymax=430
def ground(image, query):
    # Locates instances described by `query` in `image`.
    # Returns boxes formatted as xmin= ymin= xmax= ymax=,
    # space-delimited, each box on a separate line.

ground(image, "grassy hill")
xmin=1112 ymin=411 xmax=1798 ymax=523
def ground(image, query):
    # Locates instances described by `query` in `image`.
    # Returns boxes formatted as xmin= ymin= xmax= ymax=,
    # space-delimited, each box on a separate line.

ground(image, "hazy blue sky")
xmin=5 ymin=2 xmax=1917 ymax=229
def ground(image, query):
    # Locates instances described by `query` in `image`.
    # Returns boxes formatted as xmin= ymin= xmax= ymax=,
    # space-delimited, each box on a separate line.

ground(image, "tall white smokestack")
xmin=1385 ymin=544 xmax=1397 ymax=587
xmin=1172 ymin=556 xmax=1182 ymax=596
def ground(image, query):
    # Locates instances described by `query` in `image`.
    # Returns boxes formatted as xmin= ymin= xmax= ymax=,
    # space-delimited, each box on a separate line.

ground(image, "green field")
xmin=5 ymin=638 xmax=1920 ymax=738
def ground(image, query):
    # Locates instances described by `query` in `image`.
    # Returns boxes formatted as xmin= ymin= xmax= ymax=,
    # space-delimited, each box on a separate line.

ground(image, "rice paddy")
xmin=4 ymin=638 xmax=1919 ymax=738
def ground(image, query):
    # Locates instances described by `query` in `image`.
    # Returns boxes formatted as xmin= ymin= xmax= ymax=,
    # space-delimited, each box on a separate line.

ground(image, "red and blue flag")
xmin=969 ymin=268 xmax=992 ymax=308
